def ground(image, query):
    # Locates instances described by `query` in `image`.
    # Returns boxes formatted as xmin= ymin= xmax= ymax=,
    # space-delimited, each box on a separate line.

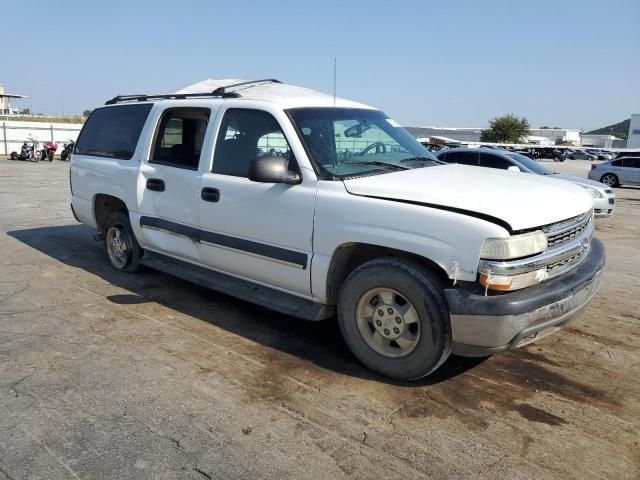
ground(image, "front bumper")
xmin=445 ymin=238 xmax=605 ymax=357
xmin=594 ymin=195 xmax=615 ymax=217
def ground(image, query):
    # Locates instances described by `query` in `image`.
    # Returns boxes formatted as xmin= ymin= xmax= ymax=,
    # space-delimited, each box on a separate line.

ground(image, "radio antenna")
xmin=332 ymin=58 xmax=337 ymax=180
xmin=333 ymin=58 xmax=337 ymax=108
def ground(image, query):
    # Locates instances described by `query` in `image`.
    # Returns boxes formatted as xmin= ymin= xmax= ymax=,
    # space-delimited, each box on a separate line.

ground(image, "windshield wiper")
xmin=343 ymin=161 xmax=410 ymax=170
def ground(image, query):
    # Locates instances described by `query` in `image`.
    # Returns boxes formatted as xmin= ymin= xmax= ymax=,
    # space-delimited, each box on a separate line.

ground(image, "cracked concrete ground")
xmin=0 ymin=158 xmax=638 ymax=479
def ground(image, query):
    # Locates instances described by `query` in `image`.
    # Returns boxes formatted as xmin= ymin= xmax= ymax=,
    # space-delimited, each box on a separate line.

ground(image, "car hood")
xmin=551 ymin=174 xmax=612 ymax=192
xmin=342 ymin=164 xmax=593 ymax=231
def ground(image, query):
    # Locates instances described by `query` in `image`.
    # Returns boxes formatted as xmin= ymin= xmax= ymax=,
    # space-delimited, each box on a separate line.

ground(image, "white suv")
xmin=70 ymin=79 xmax=605 ymax=380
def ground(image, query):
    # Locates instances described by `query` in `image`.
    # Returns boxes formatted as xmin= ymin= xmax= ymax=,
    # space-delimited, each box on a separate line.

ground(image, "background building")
xmin=405 ymin=125 xmax=582 ymax=146
xmin=0 ymin=85 xmax=25 ymax=115
xmin=627 ymin=114 xmax=640 ymax=148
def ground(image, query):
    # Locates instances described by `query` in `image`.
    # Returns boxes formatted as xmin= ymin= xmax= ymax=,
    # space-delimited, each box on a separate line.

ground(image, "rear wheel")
xmin=104 ymin=211 xmax=143 ymax=273
xmin=600 ymin=173 xmax=618 ymax=187
xmin=337 ymin=258 xmax=451 ymax=381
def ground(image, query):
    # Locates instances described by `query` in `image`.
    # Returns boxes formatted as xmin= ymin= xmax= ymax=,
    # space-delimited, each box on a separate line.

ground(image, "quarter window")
xmin=213 ymin=109 xmax=295 ymax=178
xmin=150 ymin=108 xmax=210 ymax=170
xmin=75 ymin=104 xmax=152 ymax=160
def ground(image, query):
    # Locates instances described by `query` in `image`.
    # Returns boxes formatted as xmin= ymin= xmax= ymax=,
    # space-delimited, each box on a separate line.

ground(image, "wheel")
xmin=10 ymin=152 xmax=18 ymax=160
xmin=600 ymin=173 xmax=618 ymax=188
xmin=337 ymin=258 xmax=451 ymax=380
xmin=104 ymin=211 xmax=143 ymax=273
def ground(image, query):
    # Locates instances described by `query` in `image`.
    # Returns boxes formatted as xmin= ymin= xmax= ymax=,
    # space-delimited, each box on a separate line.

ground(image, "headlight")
xmin=480 ymin=230 xmax=547 ymax=260
xmin=578 ymin=184 xmax=603 ymax=198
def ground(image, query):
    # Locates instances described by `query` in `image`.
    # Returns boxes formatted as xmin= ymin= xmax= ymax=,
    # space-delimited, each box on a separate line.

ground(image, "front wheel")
xmin=104 ymin=211 xmax=143 ymax=273
xmin=337 ymin=258 xmax=451 ymax=381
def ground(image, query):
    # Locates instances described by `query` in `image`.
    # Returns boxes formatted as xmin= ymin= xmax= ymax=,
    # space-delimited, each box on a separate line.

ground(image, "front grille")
xmin=544 ymin=212 xmax=592 ymax=248
xmin=547 ymin=241 xmax=589 ymax=274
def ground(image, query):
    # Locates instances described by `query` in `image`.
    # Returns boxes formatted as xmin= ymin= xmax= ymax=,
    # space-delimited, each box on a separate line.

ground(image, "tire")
xmin=104 ymin=211 xmax=143 ymax=273
xmin=337 ymin=258 xmax=452 ymax=381
xmin=10 ymin=152 xmax=18 ymax=160
xmin=600 ymin=173 xmax=619 ymax=188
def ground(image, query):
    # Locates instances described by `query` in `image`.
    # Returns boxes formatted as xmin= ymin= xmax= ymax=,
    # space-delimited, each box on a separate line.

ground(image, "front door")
xmin=135 ymin=107 xmax=213 ymax=261
xmin=198 ymin=108 xmax=316 ymax=296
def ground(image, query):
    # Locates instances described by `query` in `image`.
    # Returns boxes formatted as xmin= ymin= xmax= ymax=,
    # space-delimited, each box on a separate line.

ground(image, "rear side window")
xmin=150 ymin=108 xmax=210 ymax=170
xmin=75 ymin=104 xmax=152 ymax=160
xmin=623 ymin=158 xmax=640 ymax=168
xmin=611 ymin=160 xmax=622 ymax=167
xmin=479 ymin=153 xmax=512 ymax=169
xmin=445 ymin=151 xmax=478 ymax=166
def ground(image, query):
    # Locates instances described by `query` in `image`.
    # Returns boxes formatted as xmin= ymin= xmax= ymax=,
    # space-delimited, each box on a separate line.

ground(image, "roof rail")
xmin=104 ymin=79 xmax=282 ymax=105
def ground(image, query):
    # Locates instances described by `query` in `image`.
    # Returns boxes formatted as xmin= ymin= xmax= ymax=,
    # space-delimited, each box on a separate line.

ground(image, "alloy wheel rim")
xmin=602 ymin=175 xmax=615 ymax=186
xmin=355 ymin=288 xmax=421 ymax=358
xmin=106 ymin=226 xmax=131 ymax=269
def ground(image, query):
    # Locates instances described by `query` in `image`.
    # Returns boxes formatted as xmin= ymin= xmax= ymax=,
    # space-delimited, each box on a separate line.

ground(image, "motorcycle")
xmin=60 ymin=140 xmax=75 ymax=161
xmin=40 ymin=141 xmax=58 ymax=162
xmin=10 ymin=136 xmax=40 ymax=162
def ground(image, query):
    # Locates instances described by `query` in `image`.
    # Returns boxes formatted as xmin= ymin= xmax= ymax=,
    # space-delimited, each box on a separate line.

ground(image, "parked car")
xmin=615 ymin=151 xmax=640 ymax=159
xmin=435 ymin=148 xmax=615 ymax=217
xmin=588 ymin=157 xmax=640 ymax=187
xmin=70 ymin=79 xmax=604 ymax=381
xmin=537 ymin=147 xmax=565 ymax=161
xmin=585 ymin=149 xmax=613 ymax=161
xmin=567 ymin=149 xmax=598 ymax=161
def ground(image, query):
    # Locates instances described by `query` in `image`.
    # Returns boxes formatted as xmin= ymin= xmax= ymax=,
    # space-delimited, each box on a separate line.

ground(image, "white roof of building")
xmin=175 ymin=79 xmax=373 ymax=110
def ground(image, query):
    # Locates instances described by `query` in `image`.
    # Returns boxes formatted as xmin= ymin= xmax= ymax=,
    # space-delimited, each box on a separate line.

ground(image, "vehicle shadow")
xmin=7 ymin=224 xmax=486 ymax=386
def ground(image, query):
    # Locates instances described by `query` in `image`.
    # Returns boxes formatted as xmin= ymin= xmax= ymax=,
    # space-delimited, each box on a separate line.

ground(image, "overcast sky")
xmin=3 ymin=0 xmax=639 ymax=130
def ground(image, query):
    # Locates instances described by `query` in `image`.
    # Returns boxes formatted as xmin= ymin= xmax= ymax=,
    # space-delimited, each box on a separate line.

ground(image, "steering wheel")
xmin=360 ymin=142 xmax=387 ymax=156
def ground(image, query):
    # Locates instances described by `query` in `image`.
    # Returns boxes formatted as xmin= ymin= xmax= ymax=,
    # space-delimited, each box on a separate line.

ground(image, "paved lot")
xmin=0 ymin=159 xmax=638 ymax=479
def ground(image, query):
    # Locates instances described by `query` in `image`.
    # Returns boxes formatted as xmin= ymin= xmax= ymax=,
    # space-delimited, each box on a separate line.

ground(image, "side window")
xmin=623 ymin=158 xmax=640 ymax=168
xmin=437 ymin=151 xmax=447 ymax=162
xmin=75 ymin=104 xmax=152 ymax=160
xmin=611 ymin=160 xmax=622 ymax=167
xmin=150 ymin=108 xmax=210 ymax=170
xmin=479 ymin=153 xmax=512 ymax=169
xmin=446 ymin=151 xmax=478 ymax=166
xmin=213 ymin=109 xmax=295 ymax=177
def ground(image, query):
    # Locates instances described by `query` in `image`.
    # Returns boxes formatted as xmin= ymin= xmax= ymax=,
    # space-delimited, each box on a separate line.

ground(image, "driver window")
xmin=212 ymin=109 xmax=295 ymax=177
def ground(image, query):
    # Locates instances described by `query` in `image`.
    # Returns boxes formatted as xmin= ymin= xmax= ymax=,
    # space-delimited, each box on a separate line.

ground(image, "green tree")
xmin=83 ymin=109 xmax=93 ymax=118
xmin=480 ymin=114 xmax=530 ymax=143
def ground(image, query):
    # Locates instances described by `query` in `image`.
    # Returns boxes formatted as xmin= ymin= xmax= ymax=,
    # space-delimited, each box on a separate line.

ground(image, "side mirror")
xmin=507 ymin=165 xmax=521 ymax=172
xmin=248 ymin=156 xmax=301 ymax=185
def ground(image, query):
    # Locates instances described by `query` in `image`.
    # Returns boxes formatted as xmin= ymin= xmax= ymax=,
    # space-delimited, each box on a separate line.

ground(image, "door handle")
xmin=201 ymin=187 xmax=220 ymax=203
xmin=146 ymin=178 xmax=165 ymax=192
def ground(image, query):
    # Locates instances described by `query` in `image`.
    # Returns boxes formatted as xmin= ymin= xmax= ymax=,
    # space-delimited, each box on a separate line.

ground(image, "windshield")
xmin=507 ymin=153 xmax=554 ymax=175
xmin=287 ymin=108 xmax=440 ymax=179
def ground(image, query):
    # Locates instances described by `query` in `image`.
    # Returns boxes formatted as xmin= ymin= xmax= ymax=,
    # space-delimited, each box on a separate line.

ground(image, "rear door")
xmin=198 ymin=107 xmax=316 ymax=296
xmin=135 ymin=106 xmax=215 ymax=262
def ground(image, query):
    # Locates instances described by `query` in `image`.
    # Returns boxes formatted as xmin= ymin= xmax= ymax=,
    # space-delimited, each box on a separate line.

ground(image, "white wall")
xmin=627 ymin=114 xmax=640 ymax=148
xmin=1 ymin=120 xmax=83 ymax=155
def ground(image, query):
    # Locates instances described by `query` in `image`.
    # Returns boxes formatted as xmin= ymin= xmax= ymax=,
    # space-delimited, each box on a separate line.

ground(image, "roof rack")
xmin=105 ymin=79 xmax=282 ymax=105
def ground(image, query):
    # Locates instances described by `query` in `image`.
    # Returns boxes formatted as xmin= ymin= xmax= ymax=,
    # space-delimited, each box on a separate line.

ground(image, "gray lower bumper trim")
xmin=450 ymin=269 xmax=602 ymax=356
